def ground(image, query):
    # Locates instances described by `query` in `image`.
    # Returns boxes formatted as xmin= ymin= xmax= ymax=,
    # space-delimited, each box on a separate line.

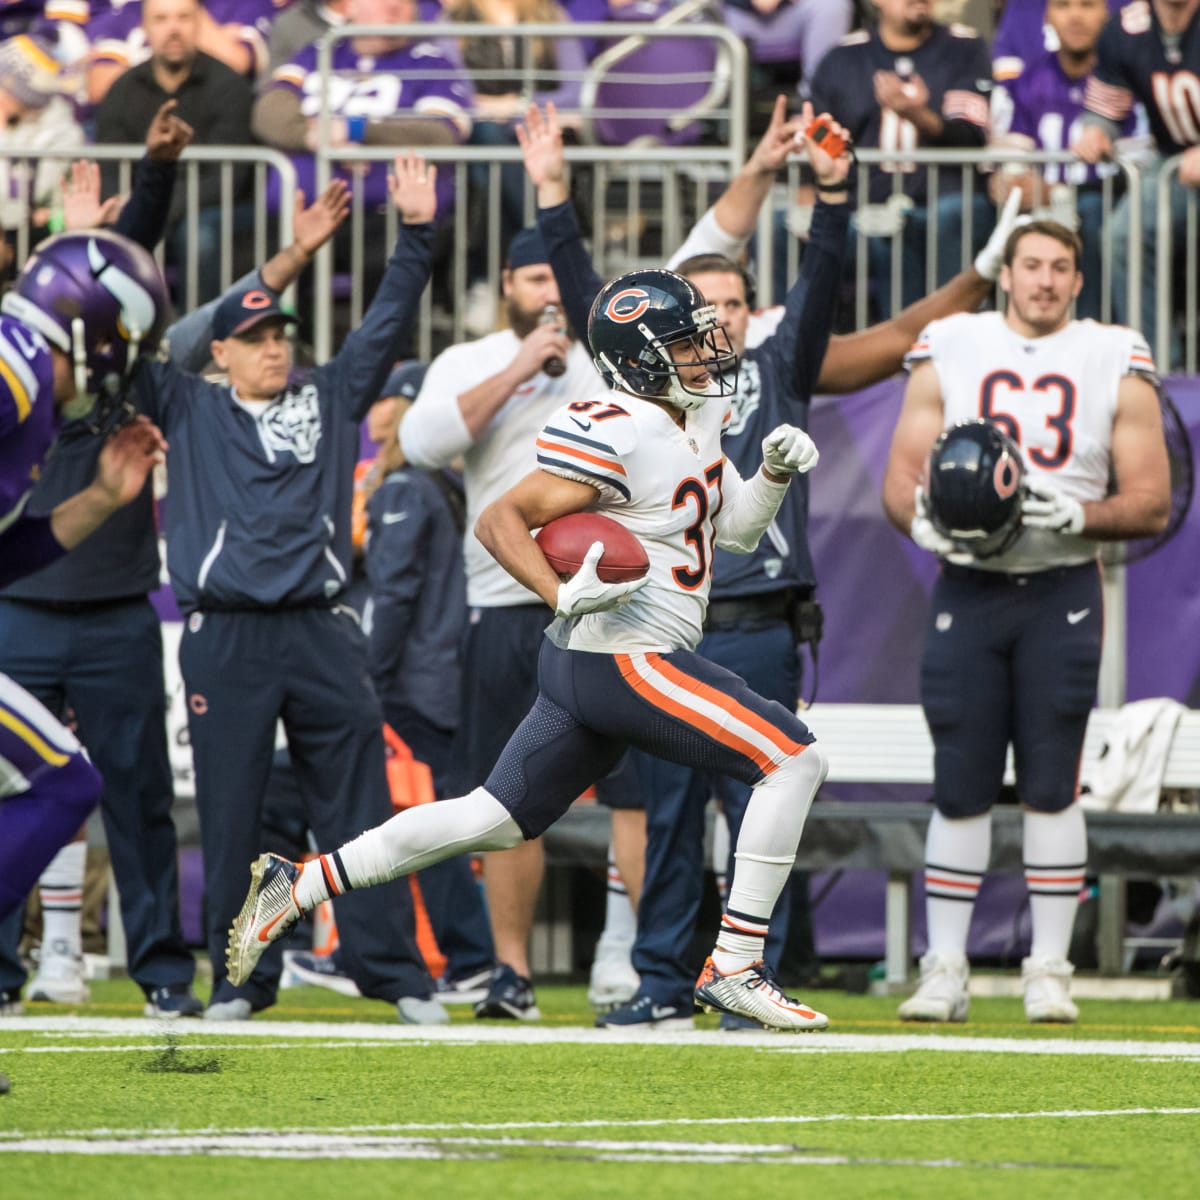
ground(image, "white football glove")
xmin=554 ymin=541 xmax=649 ymax=618
xmin=910 ymin=485 xmax=957 ymax=556
xmin=1021 ymin=479 xmax=1086 ymax=534
xmin=972 ymin=188 xmax=1024 ymax=282
xmin=762 ymin=424 xmax=819 ymax=477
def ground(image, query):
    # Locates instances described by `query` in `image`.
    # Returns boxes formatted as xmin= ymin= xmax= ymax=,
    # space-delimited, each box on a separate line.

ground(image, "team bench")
xmin=546 ymin=704 xmax=1200 ymax=984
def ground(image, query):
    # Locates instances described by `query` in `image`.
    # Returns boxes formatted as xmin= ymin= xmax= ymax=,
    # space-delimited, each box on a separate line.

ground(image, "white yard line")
xmin=1 ymin=1016 xmax=1199 ymax=1058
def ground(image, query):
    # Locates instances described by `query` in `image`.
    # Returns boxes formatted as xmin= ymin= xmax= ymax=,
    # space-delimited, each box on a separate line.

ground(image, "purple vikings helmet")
xmin=1 ymin=231 xmax=169 ymax=421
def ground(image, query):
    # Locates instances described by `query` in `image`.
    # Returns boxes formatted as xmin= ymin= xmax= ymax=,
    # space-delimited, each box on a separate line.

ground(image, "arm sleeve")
xmin=325 ymin=223 xmax=437 ymax=422
xmin=0 ymin=514 xmax=66 ymax=588
xmin=398 ymin=371 xmax=475 ymax=467
xmin=761 ymin=199 xmax=851 ymax=401
xmin=536 ymin=199 xmax=604 ymax=348
xmin=252 ymin=83 xmax=308 ymax=150
xmin=712 ymin=455 xmax=789 ymax=554
xmin=112 ymin=156 xmax=178 ymax=251
xmin=665 ymin=206 xmax=749 ymax=270
xmin=164 ymin=268 xmax=268 ymax=371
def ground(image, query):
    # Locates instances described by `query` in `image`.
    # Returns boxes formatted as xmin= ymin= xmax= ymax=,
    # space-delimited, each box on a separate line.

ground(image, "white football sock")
xmin=596 ymin=846 xmax=636 ymax=950
xmin=713 ymin=745 xmax=826 ymax=973
xmin=1023 ymin=804 xmax=1087 ymax=960
xmin=923 ymin=810 xmax=991 ymax=959
xmin=38 ymin=840 xmax=85 ymax=959
xmin=295 ymin=788 xmax=522 ymax=910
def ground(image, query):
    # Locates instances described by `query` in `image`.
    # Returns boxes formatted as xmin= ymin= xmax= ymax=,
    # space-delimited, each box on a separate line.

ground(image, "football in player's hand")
xmin=536 ymin=513 xmax=649 ymax=583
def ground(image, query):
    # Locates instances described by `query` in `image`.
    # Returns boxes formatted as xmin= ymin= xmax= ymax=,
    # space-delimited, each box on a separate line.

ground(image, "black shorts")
xmin=452 ymin=605 xmax=641 ymax=809
xmin=920 ymin=561 xmax=1102 ymax=817
xmin=485 ymin=640 xmax=816 ymax=839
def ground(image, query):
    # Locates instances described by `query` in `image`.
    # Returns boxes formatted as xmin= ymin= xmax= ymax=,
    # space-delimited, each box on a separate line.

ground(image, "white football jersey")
xmin=906 ymin=312 xmax=1156 ymax=572
xmin=537 ymin=389 xmax=736 ymax=653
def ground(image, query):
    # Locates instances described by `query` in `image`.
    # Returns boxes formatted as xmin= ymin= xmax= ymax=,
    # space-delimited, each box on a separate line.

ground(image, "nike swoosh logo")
xmin=651 ymin=1005 xmax=678 ymax=1020
xmin=569 ymin=415 xmax=592 ymax=431
xmin=256 ymin=906 xmax=292 ymax=943
xmin=381 ymin=512 xmax=409 ymax=524
xmin=1067 ymin=608 xmax=1090 ymax=624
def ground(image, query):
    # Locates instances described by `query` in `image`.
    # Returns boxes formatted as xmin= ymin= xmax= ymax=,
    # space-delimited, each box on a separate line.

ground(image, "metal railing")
xmin=309 ymin=20 xmax=748 ymax=362
xmin=0 ymin=144 xmax=297 ymax=314
xmin=1156 ymin=154 xmax=1199 ymax=375
xmin=762 ymin=146 xmax=1143 ymax=331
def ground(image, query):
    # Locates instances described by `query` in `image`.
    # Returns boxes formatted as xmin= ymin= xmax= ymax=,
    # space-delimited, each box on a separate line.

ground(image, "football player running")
xmin=228 ymin=257 xmax=842 ymax=1032
xmin=882 ymin=219 xmax=1170 ymax=1024
xmin=0 ymin=231 xmax=170 ymax=922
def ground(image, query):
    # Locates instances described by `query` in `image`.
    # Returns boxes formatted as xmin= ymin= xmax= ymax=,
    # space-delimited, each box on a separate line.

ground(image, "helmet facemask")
xmin=600 ymin=304 xmax=739 ymax=412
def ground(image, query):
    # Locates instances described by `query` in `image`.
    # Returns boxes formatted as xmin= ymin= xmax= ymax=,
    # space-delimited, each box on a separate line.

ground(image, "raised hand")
xmin=61 ymin=160 xmax=126 ymax=231
xmin=146 ymin=98 xmax=193 ymax=162
xmin=746 ymin=94 xmax=805 ymax=176
xmin=292 ymin=180 xmax=351 ymax=255
xmin=516 ymin=101 xmax=567 ymax=193
xmin=555 ymin=542 xmax=649 ymax=617
xmin=388 ymin=152 xmax=438 ymax=225
xmin=794 ymin=101 xmax=853 ymax=191
xmin=972 ymin=188 xmax=1024 ymax=282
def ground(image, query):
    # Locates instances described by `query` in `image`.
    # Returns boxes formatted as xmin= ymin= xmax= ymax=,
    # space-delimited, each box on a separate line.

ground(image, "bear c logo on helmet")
xmin=604 ymin=288 xmax=651 ymax=324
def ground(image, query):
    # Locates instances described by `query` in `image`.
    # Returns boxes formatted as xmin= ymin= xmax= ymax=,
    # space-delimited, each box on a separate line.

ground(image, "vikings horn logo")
xmin=87 ymin=237 xmax=157 ymax=343
xmin=604 ymin=288 xmax=651 ymax=324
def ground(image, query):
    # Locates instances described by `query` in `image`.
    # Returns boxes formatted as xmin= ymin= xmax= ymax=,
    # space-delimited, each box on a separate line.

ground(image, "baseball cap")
xmin=505 ymin=226 xmax=549 ymax=271
xmin=211 ymin=288 xmax=295 ymax=340
xmin=379 ymin=360 xmax=427 ymax=401
xmin=0 ymin=35 xmax=61 ymax=112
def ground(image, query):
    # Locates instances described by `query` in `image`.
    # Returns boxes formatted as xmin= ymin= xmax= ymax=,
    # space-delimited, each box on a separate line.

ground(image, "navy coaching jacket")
xmin=132 ymin=223 xmax=435 ymax=614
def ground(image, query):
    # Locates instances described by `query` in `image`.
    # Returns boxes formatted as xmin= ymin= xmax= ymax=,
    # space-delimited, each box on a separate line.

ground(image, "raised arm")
xmin=760 ymin=105 xmax=852 ymax=399
xmin=816 ymin=190 xmax=1021 ymax=394
xmin=106 ymin=100 xmax=193 ymax=250
xmin=519 ymin=102 xmax=603 ymax=338
xmin=164 ymin=182 xmax=351 ymax=372
xmin=667 ymin=94 xmax=802 ymax=267
xmin=329 ymin=155 xmax=438 ymax=421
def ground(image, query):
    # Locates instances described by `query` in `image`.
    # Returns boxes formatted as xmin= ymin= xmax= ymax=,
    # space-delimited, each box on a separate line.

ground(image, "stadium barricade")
xmin=0 ymin=144 xmax=297 ymax=314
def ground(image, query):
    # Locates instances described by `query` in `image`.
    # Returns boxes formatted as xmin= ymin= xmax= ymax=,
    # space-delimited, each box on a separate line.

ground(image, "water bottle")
xmin=539 ymin=304 xmax=566 ymax=378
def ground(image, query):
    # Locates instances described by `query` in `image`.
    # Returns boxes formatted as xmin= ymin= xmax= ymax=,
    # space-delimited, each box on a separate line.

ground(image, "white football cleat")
xmin=1022 ymin=955 xmax=1079 ymax=1023
xmin=694 ymin=957 xmax=827 ymax=1031
xmin=226 ymin=854 xmax=303 ymax=987
xmin=588 ymin=935 xmax=640 ymax=1011
xmin=26 ymin=941 xmax=89 ymax=1004
xmin=897 ymin=950 xmax=970 ymax=1023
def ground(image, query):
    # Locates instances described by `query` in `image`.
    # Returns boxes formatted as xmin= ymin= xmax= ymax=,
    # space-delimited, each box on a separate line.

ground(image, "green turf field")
xmin=2 ymin=978 xmax=1199 ymax=1199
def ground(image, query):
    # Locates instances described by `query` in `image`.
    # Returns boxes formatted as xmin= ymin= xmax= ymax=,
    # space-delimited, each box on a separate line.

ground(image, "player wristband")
xmin=345 ymin=115 xmax=367 ymax=143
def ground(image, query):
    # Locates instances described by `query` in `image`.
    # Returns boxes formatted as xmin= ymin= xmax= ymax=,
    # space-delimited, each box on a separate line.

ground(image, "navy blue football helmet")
xmin=587 ymin=269 xmax=737 ymax=411
xmin=927 ymin=419 xmax=1026 ymax=558
xmin=1 ymin=230 xmax=169 ymax=423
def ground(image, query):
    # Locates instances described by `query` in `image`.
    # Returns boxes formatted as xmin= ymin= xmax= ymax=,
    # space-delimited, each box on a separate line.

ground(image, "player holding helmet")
xmin=0 ymin=230 xmax=169 ymax=920
xmin=228 ymin=265 xmax=837 ymax=1033
xmin=882 ymin=218 xmax=1171 ymax=1024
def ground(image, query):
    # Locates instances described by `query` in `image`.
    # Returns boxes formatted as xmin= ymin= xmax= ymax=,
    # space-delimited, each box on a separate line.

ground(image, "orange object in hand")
xmin=805 ymin=117 xmax=846 ymax=160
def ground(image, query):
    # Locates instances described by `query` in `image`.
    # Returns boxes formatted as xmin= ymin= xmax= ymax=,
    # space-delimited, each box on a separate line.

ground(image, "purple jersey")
xmin=1086 ymin=0 xmax=1200 ymax=154
xmin=1004 ymin=49 xmax=1140 ymax=185
xmin=809 ymin=23 xmax=991 ymax=203
xmin=0 ymin=314 xmax=62 ymax=578
xmin=266 ymin=38 xmax=472 ymax=208
xmin=90 ymin=0 xmax=276 ymax=76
